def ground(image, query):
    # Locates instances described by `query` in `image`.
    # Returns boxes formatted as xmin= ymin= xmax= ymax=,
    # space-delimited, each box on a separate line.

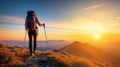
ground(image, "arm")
xmin=35 ymin=16 xmax=44 ymax=26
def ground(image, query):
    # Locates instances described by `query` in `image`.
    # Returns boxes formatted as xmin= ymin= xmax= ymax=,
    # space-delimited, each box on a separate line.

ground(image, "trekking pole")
xmin=24 ymin=30 xmax=27 ymax=41
xmin=43 ymin=24 xmax=48 ymax=45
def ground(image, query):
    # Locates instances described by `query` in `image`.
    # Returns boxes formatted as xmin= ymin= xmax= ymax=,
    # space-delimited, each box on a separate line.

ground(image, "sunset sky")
xmin=0 ymin=0 xmax=120 ymax=43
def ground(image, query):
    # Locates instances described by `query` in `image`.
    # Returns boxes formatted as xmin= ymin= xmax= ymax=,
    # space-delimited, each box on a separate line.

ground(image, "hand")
xmin=43 ymin=23 xmax=45 ymax=26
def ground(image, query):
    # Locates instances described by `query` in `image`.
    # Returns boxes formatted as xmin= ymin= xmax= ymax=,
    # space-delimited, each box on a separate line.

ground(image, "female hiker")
xmin=25 ymin=10 xmax=45 ymax=56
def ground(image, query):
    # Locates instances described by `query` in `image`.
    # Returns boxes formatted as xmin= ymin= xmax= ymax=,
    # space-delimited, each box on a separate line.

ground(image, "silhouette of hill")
xmin=0 ymin=42 xmax=110 ymax=67
xmin=61 ymin=41 xmax=120 ymax=67
xmin=61 ymin=41 xmax=107 ymax=61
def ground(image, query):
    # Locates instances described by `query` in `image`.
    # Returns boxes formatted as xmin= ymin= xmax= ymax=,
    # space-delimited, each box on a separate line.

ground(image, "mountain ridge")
xmin=0 ymin=42 xmax=110 ymax=67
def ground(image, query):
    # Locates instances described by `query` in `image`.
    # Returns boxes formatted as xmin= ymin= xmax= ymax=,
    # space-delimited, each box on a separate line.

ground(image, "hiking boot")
xmin=32 ymin=51 xmax=35 ymax=53
xmin=29 ymin=53 xmax=35 ymax=58
xmin=30 ymin=53 xmax=32 ymax=56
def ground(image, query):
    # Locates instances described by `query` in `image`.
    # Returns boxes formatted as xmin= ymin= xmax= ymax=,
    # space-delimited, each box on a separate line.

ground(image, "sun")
xmin=93 ymin=34 xmax=100 ymax=40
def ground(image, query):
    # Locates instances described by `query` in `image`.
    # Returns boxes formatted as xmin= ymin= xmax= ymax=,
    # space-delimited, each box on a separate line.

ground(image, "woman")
xmin=25 ymin=10 xmax=45 ymax=55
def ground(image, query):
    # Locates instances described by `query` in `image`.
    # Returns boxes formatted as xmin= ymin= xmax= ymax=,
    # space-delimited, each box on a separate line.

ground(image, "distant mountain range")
xmin=1 ymin=40 xmax=69 ymax=51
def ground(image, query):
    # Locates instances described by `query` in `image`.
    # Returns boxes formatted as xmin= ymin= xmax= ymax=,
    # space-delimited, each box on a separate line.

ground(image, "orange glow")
xmin=93 ymin=34 xmax=100 ymax=40
xmin=1 ymin=28 xmax=120 ymax=44
xmin=0 ymin=30 xmax=25 ymax=40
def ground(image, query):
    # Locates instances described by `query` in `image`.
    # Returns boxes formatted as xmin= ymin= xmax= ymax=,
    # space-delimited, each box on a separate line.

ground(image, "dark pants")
xmin=28 ymin=30 xmax=37 ymax=54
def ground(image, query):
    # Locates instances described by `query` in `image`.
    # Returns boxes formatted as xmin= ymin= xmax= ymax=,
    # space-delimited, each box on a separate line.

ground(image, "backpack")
xmin=26 ymin=11 xmax=36 ymax=29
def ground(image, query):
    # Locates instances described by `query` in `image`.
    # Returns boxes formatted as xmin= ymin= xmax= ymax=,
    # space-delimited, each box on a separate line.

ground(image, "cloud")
xmin=0 ymin=15 xmax=25 ymax=24
xmin=82 ymin=3 xmax=106 ymax=10
xmin=0 ymin=15 xmax=25 ymax=32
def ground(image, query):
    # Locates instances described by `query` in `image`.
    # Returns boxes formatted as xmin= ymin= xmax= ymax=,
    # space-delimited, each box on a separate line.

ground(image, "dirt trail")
xmin=24 ymin=51 xmax=55 ymax=67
